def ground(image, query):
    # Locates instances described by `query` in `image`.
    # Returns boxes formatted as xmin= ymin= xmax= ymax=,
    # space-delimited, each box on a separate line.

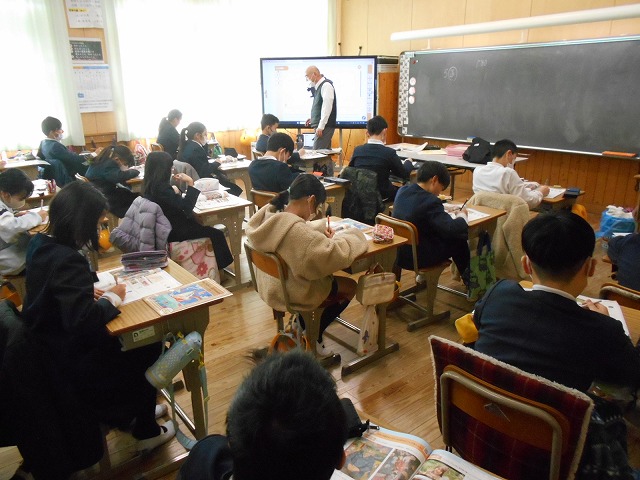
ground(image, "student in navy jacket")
xmin=393 ymin=161 xmax=470 ymax=278
xmin=37 ymin=116 xmax=96 ymax=179
xmin=143 ymin=152 xmax=233 ymax=269
xmin=349 ymin=115 xmax=411 ymax=201
xmin=85 ymin=144 xmax=139 ymax=217
xmin=177 ymin=121 xmax=242 ymax=197
xmin=249 ymin=133 xmax=300 ymax=192
xmin=156 ymin=109 xmax=182 ymax=159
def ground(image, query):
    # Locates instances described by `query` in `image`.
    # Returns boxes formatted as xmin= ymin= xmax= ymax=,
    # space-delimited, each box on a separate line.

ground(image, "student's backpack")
xmin=463 ymin=137 xmax=492 ymax=164
xmin=268 ymin=314 xmax=310 ymax=353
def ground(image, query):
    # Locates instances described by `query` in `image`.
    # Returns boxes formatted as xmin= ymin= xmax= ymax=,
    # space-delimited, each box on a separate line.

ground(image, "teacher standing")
xmin=305 ymin=66 xmax=337 ymax=151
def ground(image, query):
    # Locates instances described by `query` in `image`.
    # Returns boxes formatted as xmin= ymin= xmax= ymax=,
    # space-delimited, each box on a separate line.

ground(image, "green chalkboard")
xmin=398 ymin=36 xmax=640 ymax=156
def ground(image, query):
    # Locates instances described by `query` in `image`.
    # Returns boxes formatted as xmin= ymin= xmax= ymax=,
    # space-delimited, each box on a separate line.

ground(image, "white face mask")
xmin=55 ymin=132 xmax=64 ymax=141
xmin=5 ymin=196 xmax=25 ymax=209
xmin=307 ymin=80 xmax=315 ymax=89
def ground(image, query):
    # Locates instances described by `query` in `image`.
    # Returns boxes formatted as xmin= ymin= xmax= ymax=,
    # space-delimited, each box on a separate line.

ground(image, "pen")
xmin=40 ymin=198 xmax=44 ymax=210
xmin=327 ymin=215 xmax=330 ymax=229
xmin=458 ymin=198 xmax=468 ymax=210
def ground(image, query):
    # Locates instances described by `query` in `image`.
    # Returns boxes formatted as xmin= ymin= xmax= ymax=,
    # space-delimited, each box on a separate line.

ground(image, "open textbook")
xmin=332 ymin=428 xmax=501 ymax=480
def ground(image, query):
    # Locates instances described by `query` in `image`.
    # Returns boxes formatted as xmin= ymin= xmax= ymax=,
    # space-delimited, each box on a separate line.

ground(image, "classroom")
xmin=1 ymin=1 xmax=640 ymax=479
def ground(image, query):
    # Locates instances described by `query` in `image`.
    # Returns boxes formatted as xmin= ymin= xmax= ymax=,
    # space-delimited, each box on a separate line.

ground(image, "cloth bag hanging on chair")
xmin=467 ymin=231 xmax=496 ymax=302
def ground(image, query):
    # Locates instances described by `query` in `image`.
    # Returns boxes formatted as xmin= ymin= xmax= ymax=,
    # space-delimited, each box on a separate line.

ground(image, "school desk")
xmin=193 ymin=194 xmax=253 ymax=291
xmin=322 ymin=224 xmax=408 ymax=376
xmin=1 ymin=159 xmax=50 ymax=180
xmin=101 ymin=257 xmax=227 ymax=442
xmin=216 ymin=158 xmax=253 ymax=198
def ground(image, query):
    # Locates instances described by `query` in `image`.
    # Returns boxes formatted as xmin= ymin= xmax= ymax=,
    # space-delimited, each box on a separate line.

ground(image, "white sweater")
xmin=0 ymin=201 xmax=44 ymax=275
xmin=472 ymin=161 xmax=544 ymax=209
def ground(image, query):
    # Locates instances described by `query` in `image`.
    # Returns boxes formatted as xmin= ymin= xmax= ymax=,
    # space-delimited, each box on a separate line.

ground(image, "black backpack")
xmin=463 ymin=137 xmax=492 ymax=164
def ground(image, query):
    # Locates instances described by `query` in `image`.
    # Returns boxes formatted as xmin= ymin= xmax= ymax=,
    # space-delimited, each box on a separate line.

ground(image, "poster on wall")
xmin=73 ymin=64 xmax=113 ymax=113
xmin=70 ymin=38 xmax=104 ymax=63
xmin=65 ymin=0 xmax=104 ymax=29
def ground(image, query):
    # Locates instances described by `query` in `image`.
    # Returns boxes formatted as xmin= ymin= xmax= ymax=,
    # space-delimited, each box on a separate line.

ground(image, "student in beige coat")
xmin=246 ymin=174 xmax=368 ymax=355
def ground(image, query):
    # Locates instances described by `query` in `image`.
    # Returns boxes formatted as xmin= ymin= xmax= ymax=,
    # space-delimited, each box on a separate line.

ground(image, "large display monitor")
xmin=260 ymin=56 xmax=378 ymax=129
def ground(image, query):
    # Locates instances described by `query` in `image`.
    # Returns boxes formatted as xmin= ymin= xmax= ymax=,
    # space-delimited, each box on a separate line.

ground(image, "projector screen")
xmin=260 ymin=56 xmax=378 ymax=129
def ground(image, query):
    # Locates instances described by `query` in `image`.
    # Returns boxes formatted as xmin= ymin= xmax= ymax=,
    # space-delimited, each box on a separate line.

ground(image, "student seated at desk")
xmin=393 ymin=161 xmax=470 ymax=284
xmin=37 ymin=116 xmax=98 ymax=179
xmin=178 ymin=350 xmax=347 ymax=480
xmin=607 ymin=232 xmax=640 ymax=291
xmin=245 ymin=174 xmax=368 ymax=356
xmin=0 ymin=169 xmax=47 ymax=275
xmin=177 ymin=121 xmax=242 ymax=197
xmin=474 ymin=211 xmax=640 ymax=392
xmin=472 ymin=139 xmax=549 ymax=209
xmin=249 ymin=133 xmax=301 ymax=192
xmin=349 ymin=115 xmax=412 ymax=202
xmin=22 ymin=182 xmax=175 ymax=455
xmin=255 ymin=113 xmax=305 ymax=165
xmin=85 ymin=144 xmax=140 ymax=218
xmin=156 ymin=108 xmax=182 ymax=159
xmin=143 ymin=151 xmax=233 ymax=269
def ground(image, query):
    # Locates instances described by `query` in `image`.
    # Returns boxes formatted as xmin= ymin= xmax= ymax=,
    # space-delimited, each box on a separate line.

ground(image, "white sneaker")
xmin=136 ymin=420 xmax=176 ymax=452
xmin=416 ymin=274 xmax=425 ymax=284
xmin=316 ymin=340 xmax=334 ymax=357
xmin=155 ymin=403 xmax=168 ymax=419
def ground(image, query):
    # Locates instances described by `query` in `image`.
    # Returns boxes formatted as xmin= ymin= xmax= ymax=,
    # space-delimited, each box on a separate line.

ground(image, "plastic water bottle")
xmin=145 ymin=332 xmax=203 ymax=389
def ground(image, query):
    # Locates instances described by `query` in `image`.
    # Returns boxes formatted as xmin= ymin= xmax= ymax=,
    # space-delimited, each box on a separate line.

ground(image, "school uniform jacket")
xmin=245 ymin=205 xmax=368 ymax=311
xmin=349 ymin=142 xmax=409 ymax=200
xmin=248 ymin=156 xmax=299 ymax=192
xmin=157 ymin=125 xmax=180 ymax=159
xmin=474 ymin=279 xmax=640 ymax=392
xmin=37 ymin=138 xmax=88 ymax=177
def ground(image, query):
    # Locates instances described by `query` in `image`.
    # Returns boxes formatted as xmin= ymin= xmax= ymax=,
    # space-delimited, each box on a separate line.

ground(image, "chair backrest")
xmin=75 ymin=173 xmax=89 ymax=182
xmin=251 ymin=149 xmax=264 ymax=160
xmin=429 ymin=335 xmax=593 ymax=480
xmin=468 ymin=191 xmax=529 ymax=280
xmin=376 ymin=213 xmax=420 ymax=273
xmin=599 ymin=281 xmax=640 ymax=309
xmin=250 ymin=189 xmax=277 ymax=210
xmin=244 ymin=241 xmax=292 ymax=311
xmin=150 ymin=143 xmax=164 ymax=152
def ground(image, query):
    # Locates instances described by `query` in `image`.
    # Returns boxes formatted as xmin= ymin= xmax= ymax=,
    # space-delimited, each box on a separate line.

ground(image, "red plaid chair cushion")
xmin=429 ymin=335 xmax=593 ymax=480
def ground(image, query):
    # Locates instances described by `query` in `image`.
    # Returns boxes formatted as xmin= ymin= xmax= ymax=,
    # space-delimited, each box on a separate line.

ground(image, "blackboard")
xmin=397 ymin=37 xmax=640 ymax=156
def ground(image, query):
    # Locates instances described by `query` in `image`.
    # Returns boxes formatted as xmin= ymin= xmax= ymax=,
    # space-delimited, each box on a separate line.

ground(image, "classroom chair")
xmin=375 ymin=213 xmax=451 ymax=331
xmin=244 ymin=240 xmax=339 ymax=363
xmin=429 ymin=335 xmax=593 ymax=480
xmin=0 ymin=275 xmax=26 ymax=308
xmin=250 ymin=189 xmax=277 ymax=211
xmin=150 ymin=142 xmax=164 ymax=152
xmin=468 ymin=191 xmax=530 ymax=281
xmin=599 ymin=282 xmax=640 ymax=310
xmin=251 ymin=149 xmax=264 ymax=160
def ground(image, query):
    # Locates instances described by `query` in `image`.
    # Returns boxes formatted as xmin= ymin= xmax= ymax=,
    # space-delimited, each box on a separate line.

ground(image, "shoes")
xmin=316 ymin=340 xmax=334 ymax=357
xmin=155 ymin=403 xmax=168 ymax=419
xmin=415 ymin=274 xmax=425 ymax=284
xmin=136 ymin=420 xmax=176 ymax=452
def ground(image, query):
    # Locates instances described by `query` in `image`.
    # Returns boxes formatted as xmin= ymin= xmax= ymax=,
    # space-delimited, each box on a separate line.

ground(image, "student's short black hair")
xmin=227 ymin=351 xmax=347 ymax=480
xmin=521 ymin=210 xmax=595 ymax=282
xmin=0 ymin=169 xmax=34 ymax=197
xmin=46 ymin=181 xmax=108 ymax=250
xmin=366 ymin=115 xmax=388 ymax=136
xmin=270 ymin=173 xmax=327 ymax=211
xmin=143 ymin=151 xmax=173 ymax=198
xmin=41 ymin=116 xmax=62 ymax=136
xmin=416 ymin=160 xmax=450 ymax=188
xmin=261 ymin=114 xmax=279 ymax=130
xmin=266 ymin=132 xmax=294 ymax=155
xmin=492 ymin=139 xmax=517 ymax=159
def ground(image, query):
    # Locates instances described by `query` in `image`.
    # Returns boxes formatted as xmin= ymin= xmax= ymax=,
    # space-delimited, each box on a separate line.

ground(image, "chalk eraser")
xmin=602 ymin=151 xmax=637 ymax=158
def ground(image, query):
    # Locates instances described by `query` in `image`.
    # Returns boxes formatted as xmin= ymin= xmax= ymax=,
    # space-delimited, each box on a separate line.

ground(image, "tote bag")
xmin=467 ymin=231 xmax=496 ymax=301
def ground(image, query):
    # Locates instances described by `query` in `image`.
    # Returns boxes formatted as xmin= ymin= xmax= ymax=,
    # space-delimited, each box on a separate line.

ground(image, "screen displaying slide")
xmin=261 ymin=56 xmax=377 ymax=128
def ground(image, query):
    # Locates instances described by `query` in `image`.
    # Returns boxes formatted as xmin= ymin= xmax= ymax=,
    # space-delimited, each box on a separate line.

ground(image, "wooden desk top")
xmin=1 ymin=159 xmax=49 ymax=169
xmin=101 ymin=258 xmax=224 ymax=335
xmin=193 ymin=194 xmax=253 ymax=214
xmin=446 ymin=203 xmax=506 ymax=228
xmin=623 ymin=305 xmax=640 ymax=343
xmin=217 ymin=159 xmax=251 ymax=170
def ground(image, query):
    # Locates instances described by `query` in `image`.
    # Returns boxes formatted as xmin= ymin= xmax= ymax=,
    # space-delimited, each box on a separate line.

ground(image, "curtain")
xmin=105 ymin=0 xmax=331 ymax=140
xmin=0 ymin=0 xmax=84 ymax=151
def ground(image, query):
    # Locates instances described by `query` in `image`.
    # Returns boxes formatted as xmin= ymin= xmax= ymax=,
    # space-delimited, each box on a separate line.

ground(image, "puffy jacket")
xmin=110 ymin=196 xmax=171 ymax=252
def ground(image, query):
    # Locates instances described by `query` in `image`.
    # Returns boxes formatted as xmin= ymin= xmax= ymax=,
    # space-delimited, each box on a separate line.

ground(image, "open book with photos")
xmin=332 ymin=427 xmax=501 ymax=480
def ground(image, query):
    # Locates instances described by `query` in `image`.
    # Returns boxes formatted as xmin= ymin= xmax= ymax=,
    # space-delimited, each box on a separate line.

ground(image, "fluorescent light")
xmin=391 ymin=4 xmax=640 ymax=42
